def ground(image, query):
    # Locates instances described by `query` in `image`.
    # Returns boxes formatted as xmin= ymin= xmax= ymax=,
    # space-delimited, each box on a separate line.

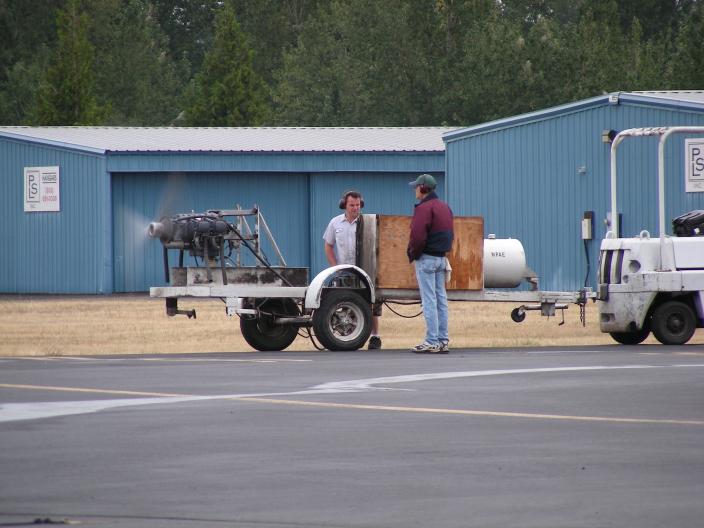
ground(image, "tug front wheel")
xmin=240 ymin=298 xmax=299 ymax=351
xmin=609 ymin=326 xmax=650 ymax=345
xmin=313 ymin=290 xmax=372 ymax=351
xmin=651 ymin=301 xmax=696 ymax=345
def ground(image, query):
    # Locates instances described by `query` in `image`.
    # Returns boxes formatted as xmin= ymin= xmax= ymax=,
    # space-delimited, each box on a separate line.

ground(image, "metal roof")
xmin=627 ymin=90 xmax=704 ymax=104
xmin=443 ymin=91 xmax=704 ymax=142
xmin=0 ymin=126 xmax=456 ymax=154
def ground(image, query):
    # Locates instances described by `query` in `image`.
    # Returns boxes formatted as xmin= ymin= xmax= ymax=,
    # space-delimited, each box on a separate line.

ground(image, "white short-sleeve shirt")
xmin=323 ymin=214 xmax=358 ymax=265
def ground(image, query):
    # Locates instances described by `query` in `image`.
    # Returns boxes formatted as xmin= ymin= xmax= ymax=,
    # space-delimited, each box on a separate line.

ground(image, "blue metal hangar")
xmin=0 ymin=126 xmax=451 ymax=294
xmin=444 ymin=90 xmax=704 ymax=292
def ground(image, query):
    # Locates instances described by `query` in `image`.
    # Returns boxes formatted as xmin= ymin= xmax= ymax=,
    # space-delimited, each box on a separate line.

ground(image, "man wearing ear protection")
xmin=323 ymin=190 xmax=382 ymax=349
xmin=407 ymin=174 xmax=454 ymax=354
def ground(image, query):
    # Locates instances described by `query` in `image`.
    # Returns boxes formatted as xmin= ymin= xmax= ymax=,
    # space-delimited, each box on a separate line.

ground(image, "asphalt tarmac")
xmin=1 ymin=345 xmax=703 ymax=528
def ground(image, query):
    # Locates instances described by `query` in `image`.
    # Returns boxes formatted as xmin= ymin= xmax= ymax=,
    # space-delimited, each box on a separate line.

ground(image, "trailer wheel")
xmin=313 ymin=290 xmax=372 ymax=351
xmin=651 ymin=301 xmax=696 ymax=345
xmin=240 ymin=299 xmax=299 ymax=351
xmin=609 ymin=327 xmax=650 ymax=345
xmin=510 ymin=307 xmax=526 ymax=323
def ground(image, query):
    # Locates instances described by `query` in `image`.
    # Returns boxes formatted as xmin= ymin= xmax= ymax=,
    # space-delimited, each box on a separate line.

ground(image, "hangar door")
xmin=112 ymin=172 xmax=310 ymax=292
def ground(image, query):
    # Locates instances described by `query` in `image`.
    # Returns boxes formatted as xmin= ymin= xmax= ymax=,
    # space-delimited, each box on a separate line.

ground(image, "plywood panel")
xmin=376 ymin=215 xmax=483 ymax=290
xmin=376 ymin=216 xmax=415 ymax=289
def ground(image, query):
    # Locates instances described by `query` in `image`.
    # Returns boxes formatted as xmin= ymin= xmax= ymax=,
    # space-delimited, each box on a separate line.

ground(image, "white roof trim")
xmin=0 ymin=126 xmax=458 ymax=153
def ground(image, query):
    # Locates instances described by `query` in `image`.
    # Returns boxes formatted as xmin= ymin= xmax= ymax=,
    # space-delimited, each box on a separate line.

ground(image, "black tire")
xmin=609 ymin=326 xmax=650 ymax=345
xmin=313 ymin=290 xmax=372 ymax=351
xmin=511 ymin=307 xmax=526 ymax=323
xmin=240 ymin=298 xmax=299 ymax=351
xmin=651 ymin=300 xmax=696 ymax=345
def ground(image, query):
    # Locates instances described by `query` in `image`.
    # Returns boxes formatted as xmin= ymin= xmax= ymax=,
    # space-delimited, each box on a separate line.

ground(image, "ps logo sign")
xmin=685 ymin=139 xmax=704 ymax=193
xmin=24 ymin=166 xmax=60 ymax=212
xmin=25 ymin=169 xmax=40 ymax=203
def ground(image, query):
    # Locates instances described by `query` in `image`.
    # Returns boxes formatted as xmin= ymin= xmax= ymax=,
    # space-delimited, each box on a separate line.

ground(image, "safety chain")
xmin=578 ymin=289 xmax=588 ymax=327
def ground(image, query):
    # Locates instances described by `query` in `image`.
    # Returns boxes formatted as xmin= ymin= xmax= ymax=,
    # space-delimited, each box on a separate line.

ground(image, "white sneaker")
xmin=411 ymin=342 xmax=446 ymax=354
xmin=439 ymin=340 xmax=450 ymax=352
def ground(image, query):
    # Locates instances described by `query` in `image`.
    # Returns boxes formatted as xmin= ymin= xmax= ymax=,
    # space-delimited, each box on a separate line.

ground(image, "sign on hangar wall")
xmin=24 ymin=166 xmax=60 ymax=212
xmin=686 ymin=139 xmax=704 ymax=193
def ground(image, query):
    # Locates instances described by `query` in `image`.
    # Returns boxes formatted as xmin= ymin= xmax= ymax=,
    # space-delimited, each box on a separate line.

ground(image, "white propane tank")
xmin=483 ymin=235 xmax=528 ymax=288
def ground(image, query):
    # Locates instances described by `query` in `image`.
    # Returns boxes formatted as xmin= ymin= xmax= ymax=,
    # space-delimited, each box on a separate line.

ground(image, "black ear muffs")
xmin=339 ymin=190 xmax=365 ymax=209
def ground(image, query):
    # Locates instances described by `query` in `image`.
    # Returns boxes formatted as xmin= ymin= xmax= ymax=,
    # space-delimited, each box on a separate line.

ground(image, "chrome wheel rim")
xmin=328 ymin=302 xmax=364 ymax=342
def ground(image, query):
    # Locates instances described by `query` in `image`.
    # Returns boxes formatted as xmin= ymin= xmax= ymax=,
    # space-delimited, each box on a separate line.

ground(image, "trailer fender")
xmin=305 ymin=265 xmax=375 ymax=310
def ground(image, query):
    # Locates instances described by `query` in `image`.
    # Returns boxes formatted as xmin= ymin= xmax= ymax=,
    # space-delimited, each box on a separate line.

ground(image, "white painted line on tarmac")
xmin=0 ymin=396 xmax=210 ymax=423
xmin=310 ymin=364 xmax=704 ymax=391
xmin=1 ymin=364 xmax=703 ymax=424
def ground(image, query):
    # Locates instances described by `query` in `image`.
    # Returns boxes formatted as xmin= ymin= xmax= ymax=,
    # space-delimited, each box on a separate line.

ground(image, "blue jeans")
xmin=414 ymin=254 xmax=449 ymax=345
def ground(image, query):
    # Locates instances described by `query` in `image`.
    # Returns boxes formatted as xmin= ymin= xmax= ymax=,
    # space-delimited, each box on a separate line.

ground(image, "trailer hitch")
xmin=165 ymin=297 xmax=197 ymax=319
xmin=511 ymin=302 xmax=568 ymax=325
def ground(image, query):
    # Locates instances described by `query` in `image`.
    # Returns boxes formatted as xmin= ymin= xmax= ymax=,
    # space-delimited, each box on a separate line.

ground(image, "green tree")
xmin=0 ymin=51 xmax=52 ymax=124
xmin=445 ymin=0 xmax=674 ymax=125
xmin=273 ymin=0 xmax=458 ymax=126
xmin=669 ymin=3 xmax=704 ymax=88
xmin=90 ymin=0 xmax=186 ymax=125
xmin=444 ymin=7 xmax=528 ymax=124
xmin=232 ymin=0 xmax=320 ymax=87
xmin=559 ymin=2 xmax=676 ymax=97
xmin=499 ymin=0 xmax=583 ymax=28
xmin=181 ymin=1 xmax=269 ymax=126
xmin=0 ymin=0 xmax=61 ymax=85
xmin=151 ymin=0 xmax=222 ymax=78
xmin=582 ymin=0 xmax=695 ymax=40
xmin=519 ymin=16 xmax=574 ymax=110
xmin=35 ymin=0 xmax=105 ymax=125
xmin=620 ymin=20 xmax=671 ymax=90
xmin=0 ymin=0 xmax=64 ymax=124
xmin=271 ymin=2 xmax=347 ymax=125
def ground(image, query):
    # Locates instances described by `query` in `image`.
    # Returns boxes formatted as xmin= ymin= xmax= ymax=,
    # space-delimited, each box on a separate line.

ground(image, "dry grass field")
xmin=1 ymin=294 xmax=702 ymax=356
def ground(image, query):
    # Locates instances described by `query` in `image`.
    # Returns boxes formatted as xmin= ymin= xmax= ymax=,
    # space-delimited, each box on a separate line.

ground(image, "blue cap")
xmin=408 ymin=173 xmax=437 ymax=190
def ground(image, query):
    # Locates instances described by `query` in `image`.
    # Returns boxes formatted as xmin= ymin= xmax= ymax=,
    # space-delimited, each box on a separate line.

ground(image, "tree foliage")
xmin=151 ymin=0 xmax=221 ymax=77
xmin=0 ymin=0 xmax=60 ymax=123
xmin=181 ymin=2 xmax=269 ymax=126
xmin=35 ymin=0 xmax=105 ymax=125
xmin=0 ymin=0 xmax=703 ymax=127
xmin=232 ymin=0 xmax=321 ymax=87
xmin=90 ymin=0 xmax=185 ymax=125
xmin=670 ymin=2 xmax=704 ymax=88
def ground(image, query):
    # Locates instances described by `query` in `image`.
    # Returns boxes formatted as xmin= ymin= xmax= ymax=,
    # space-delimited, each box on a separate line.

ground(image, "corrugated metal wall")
xmin=1 ymin=135 xmax=445 ymax=294
xmin=446 ymin=103 xmax=704 ymax=291
xmin=308 ymin=172 xmax=445 ymax=275
xmin=113 ymin=170 xmax=444 ymax=291
xmin=0 ymin=138 xmax=110 ymax=294
xmin=112 ymin=172 xmax=310 ymax=292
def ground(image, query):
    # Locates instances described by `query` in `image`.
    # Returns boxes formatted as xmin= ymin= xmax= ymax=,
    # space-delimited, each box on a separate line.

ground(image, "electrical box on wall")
xmin=581 ymin=211 xmax=594 ymax=240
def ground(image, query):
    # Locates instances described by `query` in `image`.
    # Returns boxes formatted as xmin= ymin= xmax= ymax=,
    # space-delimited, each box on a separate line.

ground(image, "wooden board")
xmin=375 ymin=215 xmax=483 ymax=290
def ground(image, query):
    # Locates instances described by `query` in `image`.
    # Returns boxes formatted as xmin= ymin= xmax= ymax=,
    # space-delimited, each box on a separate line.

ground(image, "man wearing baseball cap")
xmin=407 ymin=174 xmax=454 ymax=353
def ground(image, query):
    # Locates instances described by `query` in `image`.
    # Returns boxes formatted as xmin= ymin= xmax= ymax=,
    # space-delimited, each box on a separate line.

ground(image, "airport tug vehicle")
xmin=598 ymin=126 xmax=704 ymax=345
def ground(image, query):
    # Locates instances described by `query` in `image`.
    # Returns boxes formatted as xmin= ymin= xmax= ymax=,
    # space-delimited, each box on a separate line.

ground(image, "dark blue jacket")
xmin=407 ymin=192 xmax=454 ymax=262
